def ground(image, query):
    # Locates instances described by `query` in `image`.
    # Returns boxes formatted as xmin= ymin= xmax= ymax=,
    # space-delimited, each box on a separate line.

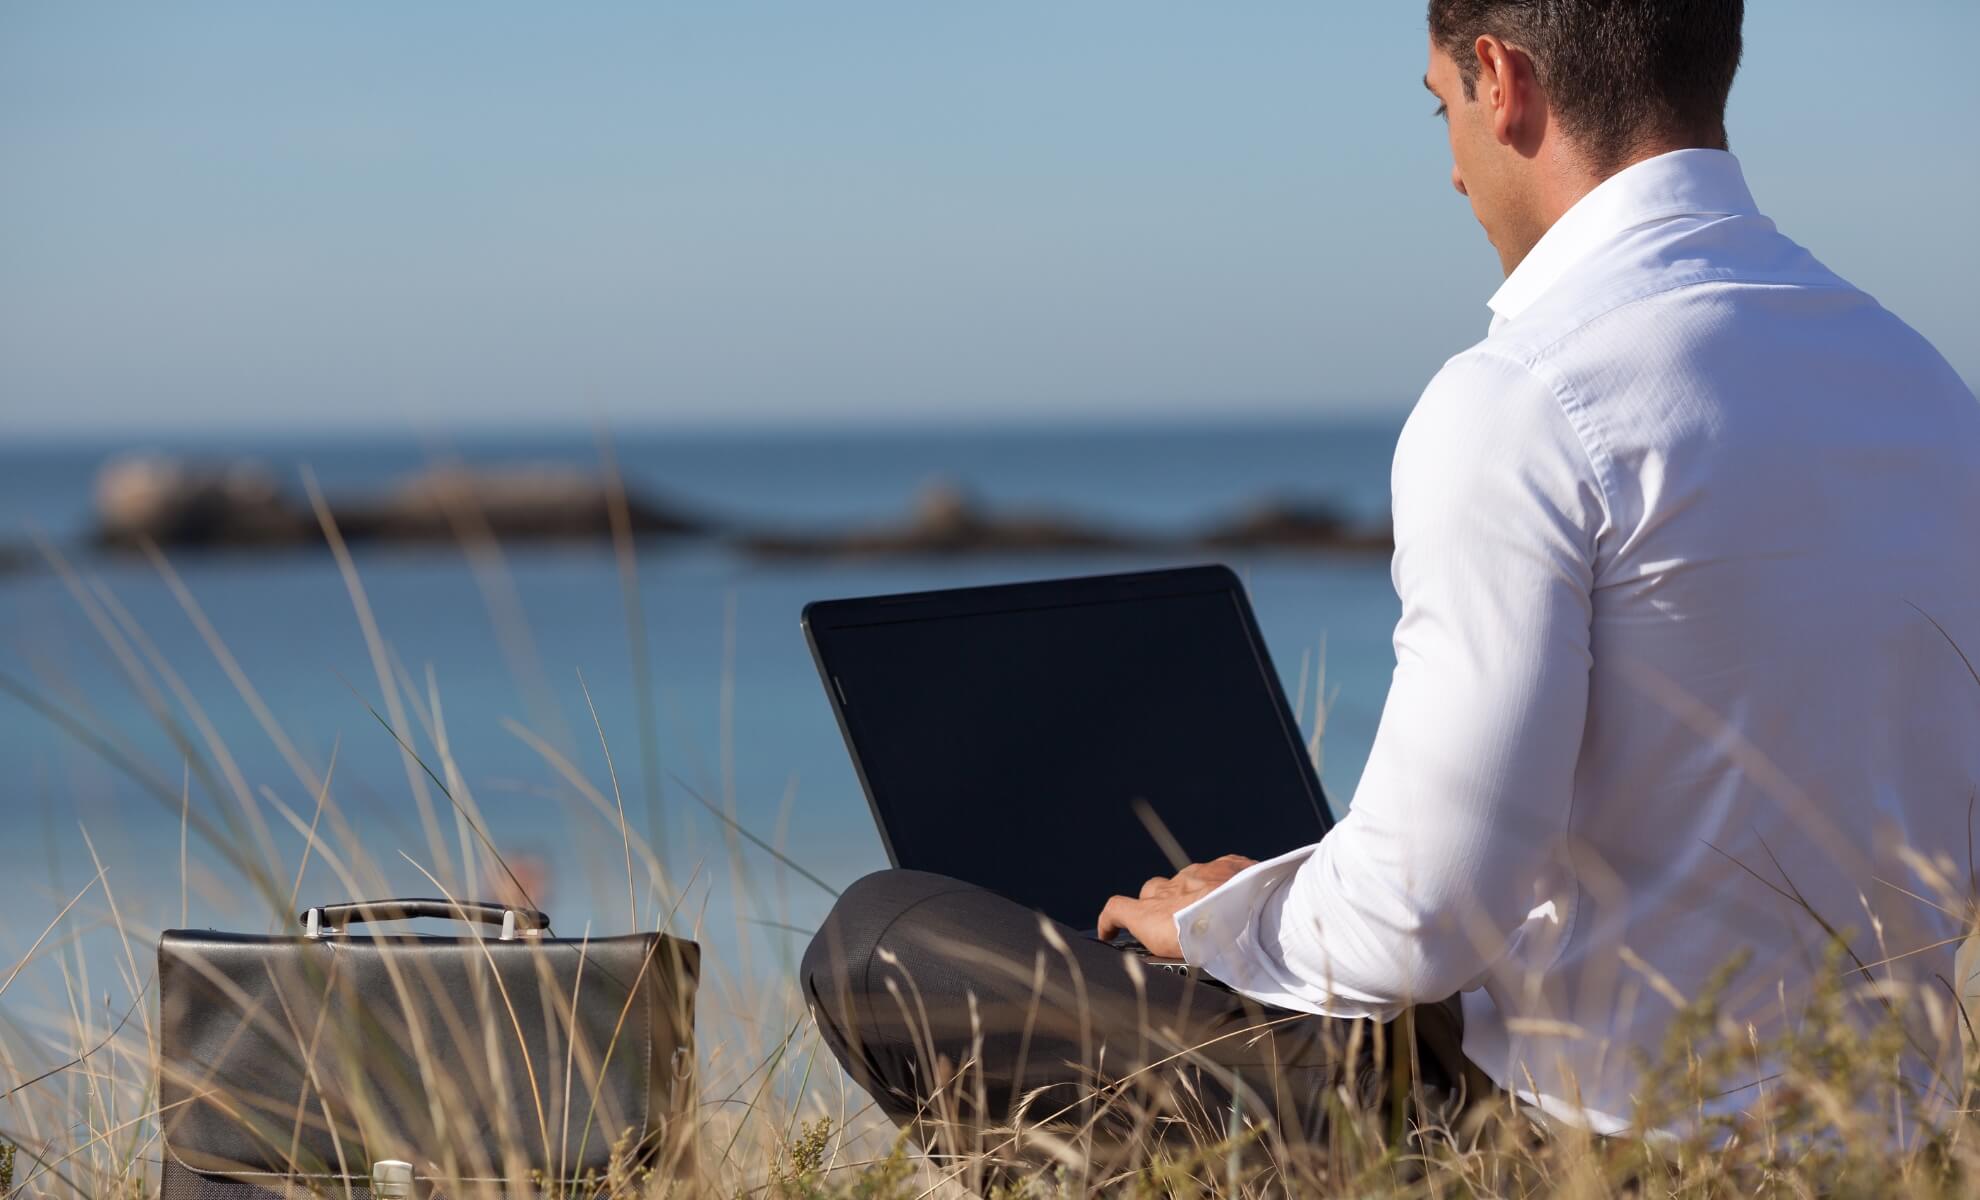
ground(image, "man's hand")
xmin=1095 ymin=855 xmax=1258 ymax=959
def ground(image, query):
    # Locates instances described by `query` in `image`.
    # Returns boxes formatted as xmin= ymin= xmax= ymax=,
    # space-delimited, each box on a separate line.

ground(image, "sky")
xmin=1 ymin=1 xmax=1975 ymax=435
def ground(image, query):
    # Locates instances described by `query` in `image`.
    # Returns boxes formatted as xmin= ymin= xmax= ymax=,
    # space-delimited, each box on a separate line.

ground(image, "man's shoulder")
xmin=1485 ymin=211 xmax=1863 ymax=369
xmin=1411 ymin=346 xmax=1559 ymax=434
xmin=1401 ymin=346 xmax=1599 ymax=493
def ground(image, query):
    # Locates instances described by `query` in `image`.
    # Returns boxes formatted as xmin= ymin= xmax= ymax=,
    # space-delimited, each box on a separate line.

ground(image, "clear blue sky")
xmin=2 ymin=1 xmax=1975 ymax=434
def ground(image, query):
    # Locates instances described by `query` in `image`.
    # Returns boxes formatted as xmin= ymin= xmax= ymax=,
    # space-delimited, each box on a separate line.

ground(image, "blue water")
xmin=0 ymin=419 xmax=1405 ymax=1006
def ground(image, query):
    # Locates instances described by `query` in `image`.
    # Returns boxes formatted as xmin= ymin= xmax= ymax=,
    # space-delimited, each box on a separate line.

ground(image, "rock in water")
xmin=1198 ymin=498 xmax=1392 ymax=552
xmin=88 ymin=458 xmax=707 ymax=551
xmin=740 ymin=477 xmax=1138 ymax=557
xmin=349 ymin=465 xmax=705 ymax=542
xmin=92 ymin=456 xmax=309 ymax=550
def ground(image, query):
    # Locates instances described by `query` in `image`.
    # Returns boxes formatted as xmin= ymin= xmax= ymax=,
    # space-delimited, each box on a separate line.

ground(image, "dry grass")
xmin=2 ymin=527 xmax=1977 ymax=1198
xmin=3 ymin=915 xmax=1976 ymax=1199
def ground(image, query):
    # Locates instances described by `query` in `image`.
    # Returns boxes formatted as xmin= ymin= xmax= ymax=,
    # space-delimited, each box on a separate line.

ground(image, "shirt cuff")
xmin=1173 ymin=844 xmax=1314 ymax=972
xmin=1172 ymin=842 xmax=1400 ymax=1021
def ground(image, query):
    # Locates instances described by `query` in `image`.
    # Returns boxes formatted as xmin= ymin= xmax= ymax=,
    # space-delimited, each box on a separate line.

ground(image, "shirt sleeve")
xmin=1175 ymin=349 xmax=1606 ymax=1018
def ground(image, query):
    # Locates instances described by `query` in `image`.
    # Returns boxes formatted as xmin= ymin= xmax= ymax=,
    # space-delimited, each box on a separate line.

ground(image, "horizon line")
xmin=0 ymin=401 xmax=1417 ymax=445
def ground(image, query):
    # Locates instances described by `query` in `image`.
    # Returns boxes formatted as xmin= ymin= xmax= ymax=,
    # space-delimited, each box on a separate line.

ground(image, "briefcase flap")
xmin=158 ymin=928 xmax=697 ymax=1186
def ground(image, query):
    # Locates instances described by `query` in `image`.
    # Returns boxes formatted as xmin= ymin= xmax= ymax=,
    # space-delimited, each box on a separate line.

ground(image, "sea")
xmin=0 ymin=418 xmax=1407 ymax=1022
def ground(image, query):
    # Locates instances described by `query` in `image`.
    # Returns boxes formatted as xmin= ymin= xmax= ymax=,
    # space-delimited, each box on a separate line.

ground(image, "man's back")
xmin=1179 ymin=149 xmax=1980 ymax=1129
xmin=1466 ymin=148 xmax=1980 ymax=1122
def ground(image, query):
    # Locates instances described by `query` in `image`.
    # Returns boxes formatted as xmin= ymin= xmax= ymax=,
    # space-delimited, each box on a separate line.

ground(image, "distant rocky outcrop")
xmin=1197 ymin=498 xmax=1392 ymax=553
xmin=740 ymin=480 xmax=1142 ymax=558
xmin=338 ymin=466 xmax=707 ymax=542
xmin=92 ymin=456 xmax=311 ymax=550
xmin=76 ymin=457 xmax=1388 ymax=562
xmin=738 ymin=481 xmax=1390 ymax=559
xmin=88 ymin=457 xmax=706 ymax=552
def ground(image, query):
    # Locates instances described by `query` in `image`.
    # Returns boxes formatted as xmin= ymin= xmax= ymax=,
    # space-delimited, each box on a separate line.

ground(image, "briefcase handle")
xmin=300 ymin=898 xmax=551 ymax=940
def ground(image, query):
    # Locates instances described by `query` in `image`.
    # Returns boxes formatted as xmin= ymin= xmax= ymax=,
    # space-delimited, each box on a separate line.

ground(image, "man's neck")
xmin=1500 ymin=137 xmax=1701 ymax=277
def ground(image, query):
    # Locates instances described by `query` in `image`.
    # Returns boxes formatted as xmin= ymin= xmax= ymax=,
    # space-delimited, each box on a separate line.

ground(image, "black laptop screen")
xmin=811 ymin=576 xmax=1332 ymax=928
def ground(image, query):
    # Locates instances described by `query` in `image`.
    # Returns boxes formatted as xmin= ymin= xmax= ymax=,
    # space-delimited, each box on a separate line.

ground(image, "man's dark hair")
xmin=1427 ymin=0 xmax=1743 ymax=173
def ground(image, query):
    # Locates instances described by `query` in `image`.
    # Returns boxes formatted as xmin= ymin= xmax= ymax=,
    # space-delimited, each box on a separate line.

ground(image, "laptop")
xmin=801 ymin=564 xmax=1335 ymax=949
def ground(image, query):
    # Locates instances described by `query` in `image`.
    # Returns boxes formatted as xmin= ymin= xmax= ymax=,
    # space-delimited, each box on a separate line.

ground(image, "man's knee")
xmin=802 ymin=868 xmax=971 ymax=1020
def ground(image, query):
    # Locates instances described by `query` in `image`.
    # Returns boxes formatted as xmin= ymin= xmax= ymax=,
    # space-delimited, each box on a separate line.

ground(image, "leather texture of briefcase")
xmin=157 ymin=898 xmax=698 ymax=1198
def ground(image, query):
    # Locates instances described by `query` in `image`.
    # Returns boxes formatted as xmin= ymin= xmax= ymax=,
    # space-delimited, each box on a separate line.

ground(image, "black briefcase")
xmin=157 ymin=898 xmax=698 ymax=1198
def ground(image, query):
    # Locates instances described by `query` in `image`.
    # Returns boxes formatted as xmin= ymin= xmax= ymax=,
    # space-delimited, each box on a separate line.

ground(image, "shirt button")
xmin=1190 ymin=917 xmax=1211 ymax=936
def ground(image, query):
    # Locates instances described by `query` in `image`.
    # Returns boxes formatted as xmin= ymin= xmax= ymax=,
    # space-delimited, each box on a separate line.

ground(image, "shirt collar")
xmin=1486 ymin=148 xmax=1759 ymax=330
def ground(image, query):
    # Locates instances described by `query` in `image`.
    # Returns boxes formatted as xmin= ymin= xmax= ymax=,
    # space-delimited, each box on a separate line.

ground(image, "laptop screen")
xmin=806 ymin=568 xmax=1333 ymax=929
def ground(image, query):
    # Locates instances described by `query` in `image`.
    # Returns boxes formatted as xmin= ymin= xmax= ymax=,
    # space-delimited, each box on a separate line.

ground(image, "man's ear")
xmin=1471 ymin=34 xmax=1535 ymax=148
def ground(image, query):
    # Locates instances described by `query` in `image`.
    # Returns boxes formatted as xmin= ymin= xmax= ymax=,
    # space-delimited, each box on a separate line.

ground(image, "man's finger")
xmin=1096 ymin=895 xmax=1135 ymax=941
xmin=1138 ymin=876 xmax=1171 ymax=900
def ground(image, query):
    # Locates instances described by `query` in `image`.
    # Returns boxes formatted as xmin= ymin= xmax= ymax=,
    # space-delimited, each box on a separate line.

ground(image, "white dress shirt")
xmin=1176 ymin=149 xmax=1980 ymax=1132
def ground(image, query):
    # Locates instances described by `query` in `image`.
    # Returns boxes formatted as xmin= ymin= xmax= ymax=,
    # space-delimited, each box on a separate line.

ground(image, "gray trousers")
xmin=800 ymin=869 xmax=1491 ymax=1171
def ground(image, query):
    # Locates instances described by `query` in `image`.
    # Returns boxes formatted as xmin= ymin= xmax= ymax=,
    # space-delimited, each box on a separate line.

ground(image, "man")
xmin=802 ymin=0 xmax=1980 ymax=1155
